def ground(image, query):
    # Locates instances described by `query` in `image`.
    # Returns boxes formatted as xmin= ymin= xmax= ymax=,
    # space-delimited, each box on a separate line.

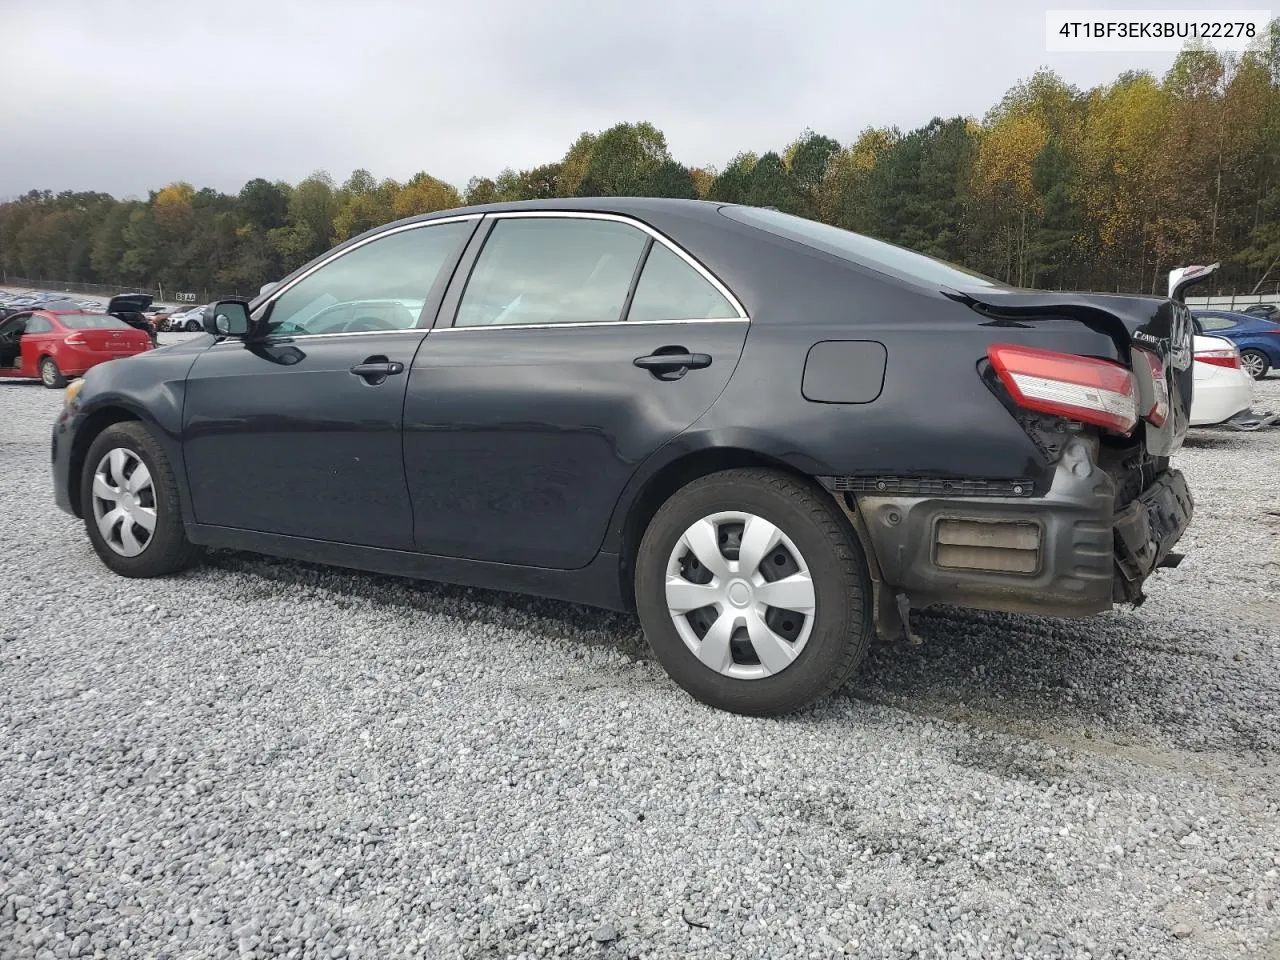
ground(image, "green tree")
xmin=640 ymin=160 xmax=698 ymax=199
xmin=866 ymin=117 xmax=976 ymax=263
xmin=237 ymin=179 xmax=290 ymax=231
xmin=745 ymin=151 xmax=804 ymax=215
xmin=579 ymin=122 xmax=671 ymax=195
xmin=707 ymin=152 xmax=758 ymax=203
xmin=287 ymin=171 xmax=339 ymax=260
xmin=784 ymin=130 xmax=842 ymax=215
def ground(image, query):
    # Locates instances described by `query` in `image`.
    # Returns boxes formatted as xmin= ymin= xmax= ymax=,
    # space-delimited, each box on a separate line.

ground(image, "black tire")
xmin=1240 ymin=349 xmax=1270 ymax=381
xmin=186 ymin=319 xmax=201 ymax=332
xmin=635 ymin=467 xmax=873 ymax=716
xmin=80 ymin=421 xmax=201 ymax=577
xmin=39 ymin=356 xmax=66 ymax=389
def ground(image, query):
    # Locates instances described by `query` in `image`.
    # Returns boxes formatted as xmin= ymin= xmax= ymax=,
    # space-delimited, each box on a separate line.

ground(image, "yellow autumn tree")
xmin=392 ymin=172 xmax=461 ymax=218
xmin=152 ymin=181 xmax=195 ymax=235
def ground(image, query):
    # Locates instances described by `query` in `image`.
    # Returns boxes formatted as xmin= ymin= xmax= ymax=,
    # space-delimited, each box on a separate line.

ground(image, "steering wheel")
xmin=342 ymin=314 xmax=397 ymax=333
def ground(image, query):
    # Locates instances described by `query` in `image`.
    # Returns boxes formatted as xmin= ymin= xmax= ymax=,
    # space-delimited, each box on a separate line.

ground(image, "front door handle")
xmin=349 ymin=358 xmax=404 ymax=383
xmin=633 ymin=351 xmax=712 ymax=371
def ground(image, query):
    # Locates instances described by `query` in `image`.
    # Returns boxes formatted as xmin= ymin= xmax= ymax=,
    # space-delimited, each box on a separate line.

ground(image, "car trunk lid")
xmin=66 ymin=321 xmax=151 ymax=352
xmin=106 ymin=293 xmax=154 ymax=316
xmin=943 ymin=287 xmax=1194 ymax=458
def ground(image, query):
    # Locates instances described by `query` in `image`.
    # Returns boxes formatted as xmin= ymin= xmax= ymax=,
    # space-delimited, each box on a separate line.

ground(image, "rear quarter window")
xmin=720 ymin=205 xmax=1006 ymax=291
xmin=59 ymin=315 xmax=132 ymax=330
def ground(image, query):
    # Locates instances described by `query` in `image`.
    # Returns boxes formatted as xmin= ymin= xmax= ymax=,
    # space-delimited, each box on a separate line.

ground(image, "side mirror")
xmin=203 ymin=300 xmax=252 ymax=338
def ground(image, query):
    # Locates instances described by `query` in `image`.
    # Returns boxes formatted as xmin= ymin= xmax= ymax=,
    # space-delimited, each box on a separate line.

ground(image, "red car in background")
xmin=0 ymin=303 xmax=153 ymax=387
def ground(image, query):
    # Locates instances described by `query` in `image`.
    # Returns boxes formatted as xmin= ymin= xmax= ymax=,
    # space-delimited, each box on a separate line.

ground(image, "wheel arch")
xmin=613 ymin=442 xmax=827 ymax=612
xmin=67 ymin=404 xmax=147 ymax=518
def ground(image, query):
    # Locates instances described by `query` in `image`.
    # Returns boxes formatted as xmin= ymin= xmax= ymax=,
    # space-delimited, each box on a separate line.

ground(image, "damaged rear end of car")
xmin=832 ymin=288 xmax=1195 ymax=636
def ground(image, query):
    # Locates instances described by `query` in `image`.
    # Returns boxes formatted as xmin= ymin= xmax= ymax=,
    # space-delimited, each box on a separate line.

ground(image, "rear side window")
xmin=1197 ymin=316 xmax=1236 ymax=331
xmin=627 ymin=244 xmax=737 ymax=322
xmin=59 ymin=315 xmax=131 ymax=330
xmin=24 ymin=316 xmax=54 ymax=333
xmin=455 ymin=217 xmax=647 ymax=328
xmin=720 ymin=205 xmax=1006 ymax=290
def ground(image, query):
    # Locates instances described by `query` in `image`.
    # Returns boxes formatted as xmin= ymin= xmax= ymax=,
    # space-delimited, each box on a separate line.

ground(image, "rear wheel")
xmin=186 ymin=318 xmax=202 ymax=332
xmin=80 ymin=422 xmax=200 ymax=577
xmin=1240 ymin=349 xmax=1270 ymax=380
xmin=635 ymin=468 xmax=873 ymax=716
xmin=40 ymin=357 xmax=66 ymax=389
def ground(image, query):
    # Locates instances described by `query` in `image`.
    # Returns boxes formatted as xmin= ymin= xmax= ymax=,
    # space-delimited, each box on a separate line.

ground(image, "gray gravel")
xmin=2 ymin=359 xmax=1278 ymax=960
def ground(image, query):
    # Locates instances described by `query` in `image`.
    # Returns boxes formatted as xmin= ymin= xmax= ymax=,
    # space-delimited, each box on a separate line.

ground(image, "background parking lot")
xmin=2 ymin=364 xmax=1278 ymax=959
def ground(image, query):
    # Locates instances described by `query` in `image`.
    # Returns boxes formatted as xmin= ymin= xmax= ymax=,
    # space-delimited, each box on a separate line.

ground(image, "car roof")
xmin=383 ymin=196 xmax=727 ymax=231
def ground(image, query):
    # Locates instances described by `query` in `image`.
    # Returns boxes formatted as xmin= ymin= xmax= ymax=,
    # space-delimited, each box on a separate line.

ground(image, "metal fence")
xmin=1185 ymin=293 xmax=1280 ymax=311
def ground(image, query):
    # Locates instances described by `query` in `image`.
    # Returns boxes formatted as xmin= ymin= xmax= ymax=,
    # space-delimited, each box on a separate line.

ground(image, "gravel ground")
xmin=2 ymin=358 xmax=1278 ymax=960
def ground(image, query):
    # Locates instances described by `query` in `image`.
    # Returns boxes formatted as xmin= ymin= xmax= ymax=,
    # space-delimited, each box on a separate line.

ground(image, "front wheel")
xmin=1240 ymin=349 xmax=1270 ymax=380
xmin=80 ymin=421 xmax=200 ymax=577
xmin=40 ymin=357 xmax=66 ymax=389
xmin=635 ymin=468 xmax=873 ymax=716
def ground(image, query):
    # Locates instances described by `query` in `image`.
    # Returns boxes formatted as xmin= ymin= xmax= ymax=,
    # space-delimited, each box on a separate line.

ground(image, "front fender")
xmin=65 ymin=345 xmax=205 ymax=524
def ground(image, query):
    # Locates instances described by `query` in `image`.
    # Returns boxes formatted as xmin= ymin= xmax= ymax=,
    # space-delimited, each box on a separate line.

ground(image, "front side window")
xmin=0 ymin=314 xmax=31 ymax=335
xmin=627 ymin=243 xmax=737 ymax=322
xmin=454 ymin=217 xmax=647 ymax=328
xmin=264 ymin=220 xmax=472 ymax=337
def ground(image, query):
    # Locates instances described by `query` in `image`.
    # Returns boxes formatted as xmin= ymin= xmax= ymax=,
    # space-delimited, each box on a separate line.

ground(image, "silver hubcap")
xmin=41 ymin=361 xmax=55 ymax=385
xmin=1242 ymin=353 xmax=1266 ymax=378
xmin=665 ymin=511 xmax=816 ymax=680
xmin=91 ymin=448 xmax=157 ymax=557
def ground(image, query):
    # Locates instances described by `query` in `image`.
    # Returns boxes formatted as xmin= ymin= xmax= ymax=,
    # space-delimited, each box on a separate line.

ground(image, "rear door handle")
xmin=349 ymin=359 xmax=404 ymax=381
xmin=633 ymin=352 xmax=712 ymax=371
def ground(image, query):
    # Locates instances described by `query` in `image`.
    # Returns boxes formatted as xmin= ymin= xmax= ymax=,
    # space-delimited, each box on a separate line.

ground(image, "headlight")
xmin=64 ymin=378 xmax=85 ymax=409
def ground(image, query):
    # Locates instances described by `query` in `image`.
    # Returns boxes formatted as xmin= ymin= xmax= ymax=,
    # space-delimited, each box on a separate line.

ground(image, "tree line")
xmin=2 ymin=36 xmax=1278 ymax=300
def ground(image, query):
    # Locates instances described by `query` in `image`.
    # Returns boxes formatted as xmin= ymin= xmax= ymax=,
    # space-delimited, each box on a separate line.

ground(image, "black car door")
xmin=181 ymin=217 xmax=478 ymax=548
xmin=403 ymin=212 xmax=750 ymax=569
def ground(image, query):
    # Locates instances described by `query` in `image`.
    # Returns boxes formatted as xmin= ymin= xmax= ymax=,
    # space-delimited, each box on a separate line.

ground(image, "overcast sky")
xmin=4 ymin=0 xmax=1185 ymax=199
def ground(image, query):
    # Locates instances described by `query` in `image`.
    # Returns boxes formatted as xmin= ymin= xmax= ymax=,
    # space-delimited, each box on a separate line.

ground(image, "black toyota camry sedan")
xmin=51 ymin=198 xmax=1195 ymax=715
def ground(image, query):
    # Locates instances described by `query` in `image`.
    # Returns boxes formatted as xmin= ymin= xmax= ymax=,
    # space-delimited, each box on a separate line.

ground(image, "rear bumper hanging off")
xmin=1217 ymin=407 xmax=1280 ymax=432
xmin=822 ymin=437 xmax=1193 ymax=624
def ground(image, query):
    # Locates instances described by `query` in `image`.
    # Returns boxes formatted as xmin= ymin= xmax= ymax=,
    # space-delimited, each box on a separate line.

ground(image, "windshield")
xmin=720 ymin=205 xmax=1006 ymax=290
xmin=59 ymin=314 xmax=132 ymax=330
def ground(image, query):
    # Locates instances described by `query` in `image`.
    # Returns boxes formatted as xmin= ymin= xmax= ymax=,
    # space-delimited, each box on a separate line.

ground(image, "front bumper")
xmin=51 ymin=410 xmax=77 ymax=517
xmin=848 ymin=438 xmax=1192 ymax=619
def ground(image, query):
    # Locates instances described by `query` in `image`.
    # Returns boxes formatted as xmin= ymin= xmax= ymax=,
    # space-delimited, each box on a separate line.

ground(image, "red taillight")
xmin=1136 ymin=347 xmax=1168 ymax=427
xmin=1194 ymin=346 xmax=1241 ymax=369
xmin=64 ymin=335 xmax=87 ymax=346
xmin=988 ymin=343 xmax=1139 ymax=435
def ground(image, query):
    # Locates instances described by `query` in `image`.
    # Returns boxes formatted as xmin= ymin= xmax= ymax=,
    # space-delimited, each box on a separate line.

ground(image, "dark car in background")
xmin=1 ymin=294 xmax=81 ymax=321
xmin=105 ymin=294 xmax=158 ymax=346
xmin=1241 ymin=302 xmax=1279 ymax=322
xmin=1192 ymin=308 xmax=1280 ymax=379
xmin=51 ymin=198 xmax=1195 ymax=715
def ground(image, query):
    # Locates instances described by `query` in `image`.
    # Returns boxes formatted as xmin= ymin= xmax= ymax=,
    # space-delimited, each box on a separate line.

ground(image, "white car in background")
xmin=1168 ymin=263 xmax=1257 ymax=428
xmin=168 ymin=305 xmax=210 ymax=331
xmin=1190 ymin=333 xmax=1254 ymax=426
